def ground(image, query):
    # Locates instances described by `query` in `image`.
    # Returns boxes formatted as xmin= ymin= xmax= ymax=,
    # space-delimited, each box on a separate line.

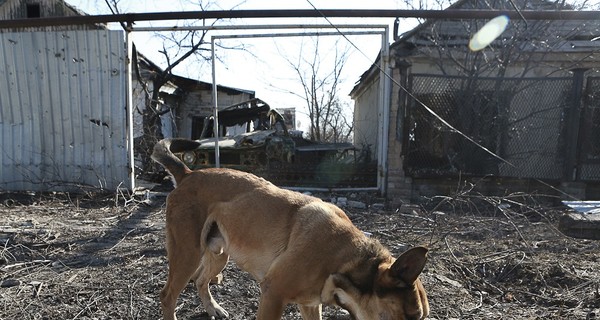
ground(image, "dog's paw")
xmin=207 ymin=305 xmax=229 ymax=319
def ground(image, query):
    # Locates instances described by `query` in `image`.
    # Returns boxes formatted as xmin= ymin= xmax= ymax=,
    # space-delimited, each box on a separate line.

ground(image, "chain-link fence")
xmin=404 ymin=74 xmax=579 ymax=180
xmin=580 ymin=77 xmax=600 ymax=181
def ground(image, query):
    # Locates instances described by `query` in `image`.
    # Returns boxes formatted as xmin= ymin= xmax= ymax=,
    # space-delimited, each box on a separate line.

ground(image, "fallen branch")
xmin=1 ymin=259 xmax=52 ymax=271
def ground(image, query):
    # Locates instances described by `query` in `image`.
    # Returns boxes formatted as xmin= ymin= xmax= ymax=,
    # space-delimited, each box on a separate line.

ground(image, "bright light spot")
xmin=469 ymin=15 xmax=510 ymax=51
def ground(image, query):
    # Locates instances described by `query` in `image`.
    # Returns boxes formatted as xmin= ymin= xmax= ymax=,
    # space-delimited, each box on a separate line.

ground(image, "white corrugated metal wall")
xmin=0 ymin=29 xmax=128 ymax=191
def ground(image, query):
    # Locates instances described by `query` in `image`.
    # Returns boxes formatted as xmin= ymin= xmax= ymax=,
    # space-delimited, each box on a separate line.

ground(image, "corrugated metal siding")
xmin=0 ymin=29 xmax=128 ymax=191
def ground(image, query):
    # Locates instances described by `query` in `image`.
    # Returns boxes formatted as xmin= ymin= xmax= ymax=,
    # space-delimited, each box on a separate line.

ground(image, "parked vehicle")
xmin=175 ymin=98 xmax=374 ymax=187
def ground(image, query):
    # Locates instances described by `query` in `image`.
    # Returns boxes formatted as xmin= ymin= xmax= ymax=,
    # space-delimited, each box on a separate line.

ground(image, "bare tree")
xmin=138 ymin=27 xmax=211 ymax=173
xmin=280 ymin=37 xmax=353 ymax=143
xmin=103 ymin=1 xmax=224 ymax=175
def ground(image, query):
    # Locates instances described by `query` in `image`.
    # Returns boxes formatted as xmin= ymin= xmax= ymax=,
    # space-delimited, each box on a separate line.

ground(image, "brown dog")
xmin=152 ymin=138 xmax=429 ymax=320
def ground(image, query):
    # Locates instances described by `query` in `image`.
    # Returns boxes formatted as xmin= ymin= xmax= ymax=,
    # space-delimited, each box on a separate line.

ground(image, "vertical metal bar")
xmin=564 ymin=68 xmax=587 ymax=181
xmin=125 ymin=25 xmax=136 ymax=190
xmin=377 ymin=27 xmax=390 ymax=197
xmin=211 ymin=36 xmax=220 ymax=168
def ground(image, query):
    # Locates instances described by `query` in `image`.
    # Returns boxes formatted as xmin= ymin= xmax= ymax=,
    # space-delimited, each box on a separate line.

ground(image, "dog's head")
xmin=322 ymin=247 xmax=429 ymax=320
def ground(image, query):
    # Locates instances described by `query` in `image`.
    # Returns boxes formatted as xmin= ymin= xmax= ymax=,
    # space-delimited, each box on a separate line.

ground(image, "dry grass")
xmin=0 ymin=189 xmax=598 ymax=319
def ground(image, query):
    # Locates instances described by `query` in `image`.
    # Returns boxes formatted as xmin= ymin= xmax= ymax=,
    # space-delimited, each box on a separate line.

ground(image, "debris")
xmin=347 ymin=200 xmax=366 ymax=209
xmin=397 ymin=204 xmax=423 ymax=215
xmin=336 ymin=197 xmax=348 ymax=207
xmin=1 ymin=278 xmax=21 ymax=288
xmin=559 ymin=212 xmax=600 ymax=240
xmin=371 ymin=203 xmax=385 ymax=210
xmin=560 ymin=201 xmax=600 ymax=240
xmin=434 ymin=274 xmax=463 ymax=288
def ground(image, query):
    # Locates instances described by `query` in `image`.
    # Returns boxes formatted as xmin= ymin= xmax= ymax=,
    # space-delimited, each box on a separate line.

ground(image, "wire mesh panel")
xmin=404 ymin=74 xmax=572 ymax=180
xmin=579 ymin=77 xmax=600 ymax=181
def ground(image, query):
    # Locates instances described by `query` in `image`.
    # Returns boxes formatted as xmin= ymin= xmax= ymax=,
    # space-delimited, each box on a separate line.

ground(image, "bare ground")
xmin=1 ymin=190 xmax=599 ymax=320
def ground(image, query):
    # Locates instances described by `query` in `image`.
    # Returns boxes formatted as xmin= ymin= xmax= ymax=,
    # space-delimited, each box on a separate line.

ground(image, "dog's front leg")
xmin=256 ymin=296 xmax=286 ymax=320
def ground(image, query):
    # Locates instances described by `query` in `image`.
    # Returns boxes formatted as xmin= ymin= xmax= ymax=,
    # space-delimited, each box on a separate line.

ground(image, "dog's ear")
xmin=391 ymin=247 xmax=428 ymax=286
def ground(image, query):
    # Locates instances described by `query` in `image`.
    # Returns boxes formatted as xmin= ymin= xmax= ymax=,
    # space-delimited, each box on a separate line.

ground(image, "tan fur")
xmin=152 ymin=139 xmax=429 ymax=320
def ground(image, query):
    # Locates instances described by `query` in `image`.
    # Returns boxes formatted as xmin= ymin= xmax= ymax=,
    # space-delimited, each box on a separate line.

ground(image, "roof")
xmin=395 ymin=0 xmax=600 ymax=52
xmin=136 ymin=51 xmax=255 ymax=97
xmin=169 ymin=74 xmax=255 ymax=96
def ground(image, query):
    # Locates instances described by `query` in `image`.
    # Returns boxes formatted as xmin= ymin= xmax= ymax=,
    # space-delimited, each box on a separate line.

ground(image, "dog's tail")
xmin=151 ymin=138 xmax=200 ymax=185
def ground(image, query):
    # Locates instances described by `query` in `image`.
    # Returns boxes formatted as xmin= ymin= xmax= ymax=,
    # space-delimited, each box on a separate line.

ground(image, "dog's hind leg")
xmin=299 ymin=304 xmax=322 ymax=320
xmin=256 ymin=292 xmax=286 ymax=320
xmin=193 ymin=221 xmax=230 ymax=318
xmin=160 ymin=235 xmax=202 ymax=320
xmin=194 ymin=251 xmax=230 ymax=318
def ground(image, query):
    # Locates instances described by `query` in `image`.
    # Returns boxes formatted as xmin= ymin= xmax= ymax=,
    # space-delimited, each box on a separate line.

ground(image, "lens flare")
xmin=469 ymin=15 xmax=510 ymax=51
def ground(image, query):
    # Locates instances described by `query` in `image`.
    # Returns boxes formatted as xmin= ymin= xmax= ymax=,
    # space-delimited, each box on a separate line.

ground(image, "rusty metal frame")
xmin=207 ymin=27 xmax=389 ymax=193
xmin=120 ymin=23 xmax=389 ymax=192
xmin=1 ymin=10 xmax=599 ymax=29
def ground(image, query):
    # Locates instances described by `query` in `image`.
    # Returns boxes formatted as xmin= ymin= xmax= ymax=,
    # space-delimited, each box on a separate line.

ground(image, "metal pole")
xmin=125 ymin=25 xmax=136 ymax=190
xmin=376 ymin=31 xmax=387 ymax=196
xmin=379 ymin=26 xmax=391 ymax=197
xmin=132 ymin=24 xmax=389 ymax=32
xmin=564 ymin=68 xmax=587 ymax=181
xmin=211 ymin=36 xmax=220 ymax=168
xmin=214 ymin=31 xmax=384 ymax=40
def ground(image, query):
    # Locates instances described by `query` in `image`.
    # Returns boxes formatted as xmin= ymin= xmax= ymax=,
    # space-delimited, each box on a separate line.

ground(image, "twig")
xmin=398 ymin=213 xmax=435 ymax=222
xmin=98 ymin=229 xmax=136 ymax=253
xmin=462 ymin=290 xmax=483 ymax=312
xmin=32 ymin=281 xmax=43 ymax=298
xmin=511 ymin=288 xmax=554 ymax=301
xmin=480 ymin=250 xmax=525 ymax=264
xmin=444 ymin=237 xmax=505 ymax=295
xmin=2 ymin=260 xmax=52 ymax=271
xmin=71 ymin=290 xmax=104 ymax=320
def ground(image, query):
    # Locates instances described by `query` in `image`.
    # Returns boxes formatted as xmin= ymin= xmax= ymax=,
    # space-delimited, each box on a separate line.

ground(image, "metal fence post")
xmin=563 ymin=68 xmax=588 ymax=181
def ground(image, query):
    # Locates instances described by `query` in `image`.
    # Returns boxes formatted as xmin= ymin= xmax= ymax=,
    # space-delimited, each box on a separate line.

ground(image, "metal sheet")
xmin=0 ymin=29 xmax=128 ymax=191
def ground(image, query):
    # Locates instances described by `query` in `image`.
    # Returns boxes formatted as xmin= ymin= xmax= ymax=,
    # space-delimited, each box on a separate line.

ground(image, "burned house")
xmin=351 ymin=0 xmax=600 ymax=203
xmin=132 ymin=53 xmax=255 ymax=140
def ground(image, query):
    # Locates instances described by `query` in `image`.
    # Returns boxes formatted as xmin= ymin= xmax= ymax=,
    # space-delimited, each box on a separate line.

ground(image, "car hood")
xmin=196 ymin=130 xmax=277 ymax=149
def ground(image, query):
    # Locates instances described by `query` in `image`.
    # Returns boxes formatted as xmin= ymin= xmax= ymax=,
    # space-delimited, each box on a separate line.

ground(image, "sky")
xmin=64 ymin=0 xmax=421 ymax=132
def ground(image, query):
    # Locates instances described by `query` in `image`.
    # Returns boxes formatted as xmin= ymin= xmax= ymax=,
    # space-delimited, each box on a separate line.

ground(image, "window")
xmin=26 ymin=3 xmax=41 ymax=18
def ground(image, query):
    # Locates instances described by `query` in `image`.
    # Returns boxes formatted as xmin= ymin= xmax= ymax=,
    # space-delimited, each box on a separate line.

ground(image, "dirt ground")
xmin=1 ymin=189 xmax=599 ymax=320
